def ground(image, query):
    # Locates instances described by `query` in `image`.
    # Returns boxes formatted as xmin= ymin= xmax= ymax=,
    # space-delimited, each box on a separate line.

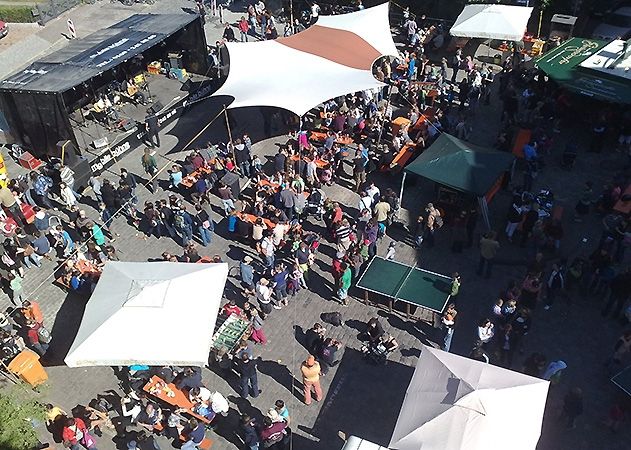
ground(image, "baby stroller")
xmin=305 ymin=190 xmax=324 ymax=220
xmin=361 ymin=334 xmax=398 ymax=365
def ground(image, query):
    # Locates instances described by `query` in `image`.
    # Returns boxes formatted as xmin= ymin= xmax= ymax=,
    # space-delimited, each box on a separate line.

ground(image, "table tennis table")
xmin=356 ymin=257 xmax=452 ymax=321
xmin=611 ymin=365 xmax=631 ymax=397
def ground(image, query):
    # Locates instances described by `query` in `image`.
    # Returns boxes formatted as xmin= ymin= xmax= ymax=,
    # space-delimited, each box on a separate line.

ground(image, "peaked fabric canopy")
xmin=212 ymin=3 xmax=397 ymax=116
xmin=389 ymin=345 xmax=549 ymax=450
xmin=405 ymin=133 xmax=514 ymax=197
xmin=450 ymin=4 xmax=533 ymax=41
xmin=65 ymin=262 xmax=228 ymax=368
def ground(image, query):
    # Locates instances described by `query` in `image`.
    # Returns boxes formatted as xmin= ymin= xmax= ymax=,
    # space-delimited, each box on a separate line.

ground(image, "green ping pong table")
xmin=611 ymin=365 xmax=631 ymax=397
xmin=356 ymin=257 xmax=452 ymax=321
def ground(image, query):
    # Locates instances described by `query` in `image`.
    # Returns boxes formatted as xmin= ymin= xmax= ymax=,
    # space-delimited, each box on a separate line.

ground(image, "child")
xmin=252 ymin=155 xmax=262 ymax=175
xmin=385 ymin=241 xmax=396 ymax=260
xmin=7 ymin=273 xmax=23 ymax=307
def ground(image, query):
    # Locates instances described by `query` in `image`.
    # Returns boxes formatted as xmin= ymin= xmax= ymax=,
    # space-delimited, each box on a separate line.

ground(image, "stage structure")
xmin=0 ymin=14 xmax=210 ymax=181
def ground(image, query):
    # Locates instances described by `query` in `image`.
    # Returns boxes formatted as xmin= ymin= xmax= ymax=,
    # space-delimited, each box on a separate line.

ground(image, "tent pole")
xmin=478 ymin=196 xmax=491 ymax=230
xmin=290 ymin=0 xmax=294 ymax=34
xmin=375 ymin=82 xmax=392 ymax=148
xmin=398 ymin=171 xmax=407 ymax=213
xmin=223 ymin=104 xmax=236 ymax=163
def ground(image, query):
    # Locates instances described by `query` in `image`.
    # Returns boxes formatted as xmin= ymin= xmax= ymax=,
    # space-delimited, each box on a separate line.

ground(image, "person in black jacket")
xmin=237 ymin=354 xmax=260 ymax=399
xmin=233 ymin=139 xmax=252 ymax=178
xmin=175 ymin=367 xmax=203 ymax=392
xmin=241 ymin=414 xmax=260 ymax=450
xmin=364 ymin=318 xmax=384 ymax=344
xmin=305 ymin=323 xmax=326 ymax=355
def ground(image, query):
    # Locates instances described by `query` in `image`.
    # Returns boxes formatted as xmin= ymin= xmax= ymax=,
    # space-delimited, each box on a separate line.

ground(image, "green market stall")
xmin=536 ymin=37 xmax=631 ymax=104
xmin=399 ymin=133 xmax=515 ymax=229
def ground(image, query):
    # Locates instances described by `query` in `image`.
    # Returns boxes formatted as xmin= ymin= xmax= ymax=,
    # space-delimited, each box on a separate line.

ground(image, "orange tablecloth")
xmin=290 ymin=154 xmax=329 ymax=169
xmin=512 ymin=129 xmax=532 ymax=159
xmin=181 ymin=166 xmax=213 ymax=188
xmin=309 ymin=131 xmax=354 ymax=146
xmin=391 ymin=143 xmax=416 ymax=168
xmin=238 ymin=212 xmax=275 ymax=229
xmin=143 ymin=375 xmax=211 ymax=424
xmin=613 ymin=185 xmax=631 ymax=215
xmin=76 ymin=259 xmax=101 ymax=276
xmin=391 ymin=117 xmax=411 ymax=136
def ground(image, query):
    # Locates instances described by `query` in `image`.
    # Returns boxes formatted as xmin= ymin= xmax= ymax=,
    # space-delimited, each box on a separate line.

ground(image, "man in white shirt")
xmin=358 ymin=191 xmax=373 ymax=213
xmin=365 ymin=182 xmax=380 ymax=203
xmin=256 ymin=278 xmax=273 ymax=316
xmin=261 ymin=234 xmax=275 ymax=268
xmin=310 ymin=2 xmax=320 ymax=24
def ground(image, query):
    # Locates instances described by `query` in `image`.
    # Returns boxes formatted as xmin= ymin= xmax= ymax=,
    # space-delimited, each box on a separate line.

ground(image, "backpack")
xmin=174 ymin=213 xmax=185 ymax=230
xmin=37 ymin=325 xmax=52 ymax=344
xmin=321 ymin=312 xmax=342 ymax=327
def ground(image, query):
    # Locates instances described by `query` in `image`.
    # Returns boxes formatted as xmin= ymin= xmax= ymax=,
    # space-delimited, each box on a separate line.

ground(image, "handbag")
xmin=81 ymin=432 xmax=95 ymax=448
xmin=202 ymin=220 xmax=211 ymax=229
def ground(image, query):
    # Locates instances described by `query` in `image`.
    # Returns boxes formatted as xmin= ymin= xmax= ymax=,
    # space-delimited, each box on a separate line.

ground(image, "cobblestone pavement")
xmin=1 ymin=2 xmax=631 ymax=450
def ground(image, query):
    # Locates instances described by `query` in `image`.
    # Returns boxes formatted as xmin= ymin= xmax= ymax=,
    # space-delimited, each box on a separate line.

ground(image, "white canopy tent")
xmin=65 ymin=262 xmax=228 ymax=368
xmin=212 ymin=3 xmax=398 ymax=116
xmin=389 ymin=345 xmax=549 ymax=450
xmin=450 ymin=4 xmax=533 ymax=41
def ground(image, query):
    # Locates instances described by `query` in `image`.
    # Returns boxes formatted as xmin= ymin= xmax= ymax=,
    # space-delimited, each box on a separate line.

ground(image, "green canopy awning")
xmin=404 ymin=134 xmax=515 ymax=197
xmin=536 ymin=37 xmax=631 ymax=104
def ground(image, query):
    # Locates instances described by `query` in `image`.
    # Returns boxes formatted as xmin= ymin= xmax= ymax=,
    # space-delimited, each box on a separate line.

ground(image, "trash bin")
xmin=220 ymin=171 xmax=240 ymax=197
xmin=7 ymin=349 xmax=48 ymax=387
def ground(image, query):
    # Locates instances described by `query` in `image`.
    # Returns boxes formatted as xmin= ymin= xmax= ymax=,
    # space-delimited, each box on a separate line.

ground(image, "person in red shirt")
xmin=222 ymin=299 xmax=242 ymax=317
xmin=258 ymin=416 xmax=287 ymax=447
xmin=62 ymin=417 xmax=96 ymax=450
xmin=26 ymin=320 xmax=48 ymax=356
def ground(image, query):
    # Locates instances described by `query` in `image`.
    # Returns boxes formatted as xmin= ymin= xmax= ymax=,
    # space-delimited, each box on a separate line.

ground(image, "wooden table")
xmin=391 ymin=117 xmax=411 ymax=136
xmin=290 ymin=154 xmax=329 ymax=169
xmin=181 ymin=166 xmax=213 ymax=189
xmin=512 ymin=129 xmax=532 ymax=159
xmin=237 ymin=212 xmax=275 ymax=229
xmin=143 ymin=376 xmax=211 ymax=425
xmin=390 ymin=143 xmax=417 ymax=170
xmin=257 ymin=180 xmax=309 ymax=198
xmin=309 ymin=131 xmax=354 ymax=146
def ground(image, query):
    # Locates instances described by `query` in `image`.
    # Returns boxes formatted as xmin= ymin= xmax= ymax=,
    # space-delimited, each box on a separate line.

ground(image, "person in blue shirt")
xmin=54 ymin=225 xmax=74 ymax=257
xmin=523 ymin=141 xmax=538 ymax=161
xmin=182 ymin=418 xmax=205 ymax=449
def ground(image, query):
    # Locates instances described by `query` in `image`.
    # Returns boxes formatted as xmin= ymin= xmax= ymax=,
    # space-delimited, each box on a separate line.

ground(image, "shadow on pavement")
xmin=43 ymin=291 xmax=88 ymax=367
xmin=304 ymin=348 xmax=412 ymax=448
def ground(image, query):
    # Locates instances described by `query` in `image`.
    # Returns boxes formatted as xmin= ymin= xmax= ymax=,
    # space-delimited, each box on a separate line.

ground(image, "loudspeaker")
xmin=149 ymin=101 xmax=164 ymax=114
xmin=69 ymin=156 xmax=92 ymax=191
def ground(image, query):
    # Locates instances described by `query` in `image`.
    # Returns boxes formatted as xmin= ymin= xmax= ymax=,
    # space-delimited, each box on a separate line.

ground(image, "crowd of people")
xmin=0 ymin=1 xmax=630 ymax=449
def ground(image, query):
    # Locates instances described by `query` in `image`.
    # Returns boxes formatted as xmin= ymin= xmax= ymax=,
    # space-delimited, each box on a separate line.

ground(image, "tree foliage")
xmin=0 ymin=389 xmax=45 ymax=450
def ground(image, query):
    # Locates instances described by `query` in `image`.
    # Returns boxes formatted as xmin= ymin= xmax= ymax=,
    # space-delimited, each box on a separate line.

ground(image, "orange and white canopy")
xmin=212 ymin=3 xmax=398 ymax=116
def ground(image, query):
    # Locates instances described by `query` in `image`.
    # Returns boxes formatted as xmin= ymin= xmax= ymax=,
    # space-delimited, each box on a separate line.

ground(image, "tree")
xmin=0 ymin=389 xmax=45 ymax=450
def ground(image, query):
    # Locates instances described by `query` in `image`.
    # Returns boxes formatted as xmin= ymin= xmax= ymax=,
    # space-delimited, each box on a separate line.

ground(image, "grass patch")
xmin=0 ymin=4 xmax=37 ymax=22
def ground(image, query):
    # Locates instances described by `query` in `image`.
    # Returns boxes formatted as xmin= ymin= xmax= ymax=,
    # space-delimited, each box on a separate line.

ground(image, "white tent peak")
xmin=212 ymin=2 xmax=397 ymax=116
xmin=450 ymin=4 xmax=534 ymax=42
xmin=390 ymin=345 xmax=549 ymax=450
xmin=65 ymin=261 xmax=228 ymax=368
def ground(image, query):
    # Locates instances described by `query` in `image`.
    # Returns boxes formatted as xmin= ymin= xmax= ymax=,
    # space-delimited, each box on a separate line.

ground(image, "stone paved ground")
xmin=1 ymin=2 xmax=631 ymax=450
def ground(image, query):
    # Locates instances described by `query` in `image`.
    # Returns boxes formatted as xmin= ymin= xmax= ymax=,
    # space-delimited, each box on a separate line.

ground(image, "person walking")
xmin=301 ymin=355 xmax=322 ymax=405
xmin=237 ymin=353 xmax=260 ymax=399
xmin=423 ymin=203 xmax=442 ymax=248
xmin=337 ymin=262 xmax=352 ymax=306
xmin=441 ymin=303 xmax=457 ymax=352
xmin=144 ymin=109 xmax=160 ymax=148
xmin=141 ymin=148 xmax=159 ymax=193
xmin=193 ymin=203 xmax=214 ymax=247
xmin=238 ymin=16 xmax=249 ymax=42
xmin=477 ymin=231 xmax=500 ymax=278
xmin=241 ymin=414 xmax=260 ymax=450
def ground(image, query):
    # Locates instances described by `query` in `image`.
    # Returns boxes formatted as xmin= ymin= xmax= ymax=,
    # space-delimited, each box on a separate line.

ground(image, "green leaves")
xmin=0 ymin=390 xmax=45 ymax=450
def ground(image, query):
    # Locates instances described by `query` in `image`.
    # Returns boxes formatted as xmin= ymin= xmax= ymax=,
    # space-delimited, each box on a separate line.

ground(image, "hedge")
xmin=0 ymin=6 xmax=37 ymax=23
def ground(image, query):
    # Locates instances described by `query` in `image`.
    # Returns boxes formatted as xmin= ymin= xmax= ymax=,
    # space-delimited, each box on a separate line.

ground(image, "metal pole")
xmin=290 ymin=0 xmax=295 ymax=34
xmin=223 ymin=105 xmax=236 ymax=163
xmin=398 ymin=171 xmax=407 ymax=215
xmin=375 ymin=84 xmax=393 ymax=148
